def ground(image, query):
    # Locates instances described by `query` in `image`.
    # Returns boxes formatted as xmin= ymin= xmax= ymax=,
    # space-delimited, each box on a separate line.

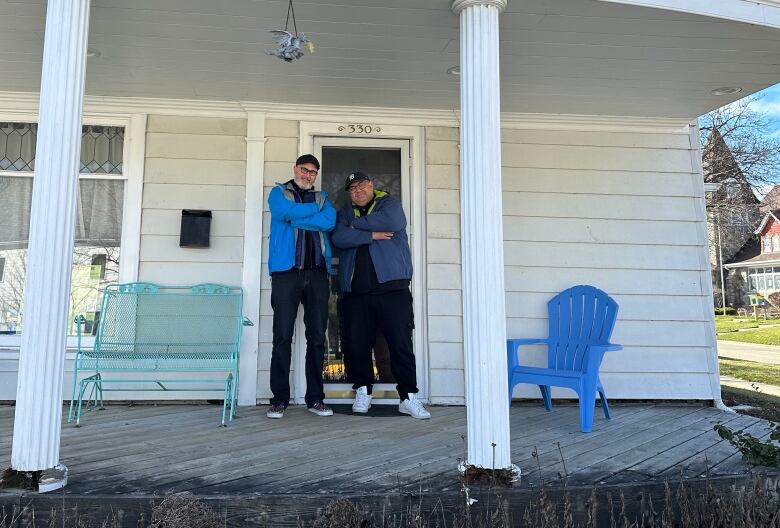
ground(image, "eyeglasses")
xmin=297 ymin=166 xmax=319 ymax=177
xmin=348 ymin=182 xmax=371 ymax=193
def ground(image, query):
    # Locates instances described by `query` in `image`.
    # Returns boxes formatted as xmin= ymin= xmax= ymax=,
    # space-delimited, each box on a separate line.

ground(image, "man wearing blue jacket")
xmin=266 ymin=154 xmax=336 ymax=419
xmin=332 ymin=172 xmax=431 ymax=419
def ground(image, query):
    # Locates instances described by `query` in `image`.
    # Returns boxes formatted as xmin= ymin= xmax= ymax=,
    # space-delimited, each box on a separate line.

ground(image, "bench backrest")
xmin=94 ymin=283 xmax=244 ymax=363
xmin=546 ymin=285 xmax=618 ymax=372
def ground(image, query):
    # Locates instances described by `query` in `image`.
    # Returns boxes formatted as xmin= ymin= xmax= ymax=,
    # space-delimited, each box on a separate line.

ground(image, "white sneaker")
xmin=352 ymin=386 xmax=372 ymax=414
xmin=399 ymin=394 xmax=431 ymax=419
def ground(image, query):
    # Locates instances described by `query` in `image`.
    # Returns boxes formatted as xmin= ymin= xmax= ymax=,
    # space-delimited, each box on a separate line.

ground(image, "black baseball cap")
xmin=344 ymin=171 xmax=371 ymax=190
xmin=296 ymin=154 xmax=320 ymax=170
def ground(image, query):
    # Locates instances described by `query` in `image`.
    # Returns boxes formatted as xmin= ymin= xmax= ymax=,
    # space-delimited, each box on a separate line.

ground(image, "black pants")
xmin=342 ymin=289 xmax=418 ymax=400
xmin=270 ymin=269 xmax=329 ymax=407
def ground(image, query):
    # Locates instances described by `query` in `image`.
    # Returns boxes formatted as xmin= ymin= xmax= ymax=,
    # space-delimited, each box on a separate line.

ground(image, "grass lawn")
xmin=722 ymin=386 xmax=780 ymax=423
xmin=719 ymin=357 xmax=780 ymax=386
xmin=715 ymin=315 xmax=779 ymax=334
xmin=717 ymin=325 xmax=780 ymax=345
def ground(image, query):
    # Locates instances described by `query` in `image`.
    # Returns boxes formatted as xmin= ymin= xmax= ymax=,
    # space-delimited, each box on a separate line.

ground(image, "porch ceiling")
xmin=3 ymin=0 xmax=780 ymax=118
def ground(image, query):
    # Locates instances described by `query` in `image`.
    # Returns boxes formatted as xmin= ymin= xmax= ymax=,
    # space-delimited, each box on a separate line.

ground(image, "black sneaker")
xmin=307 ymin=401 xmax=333 ymax=417
xmin=267 ymin=403 xmax=286 ymax=419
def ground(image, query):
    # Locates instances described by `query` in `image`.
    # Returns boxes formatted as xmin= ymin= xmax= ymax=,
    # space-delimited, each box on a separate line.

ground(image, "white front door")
xmin=292 ymin=136 xmax=418 ymax=404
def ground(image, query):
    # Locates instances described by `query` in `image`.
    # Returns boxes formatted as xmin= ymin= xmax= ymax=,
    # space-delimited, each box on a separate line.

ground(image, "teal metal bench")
xmin=68 ymin=282 xmax=251 ymax=427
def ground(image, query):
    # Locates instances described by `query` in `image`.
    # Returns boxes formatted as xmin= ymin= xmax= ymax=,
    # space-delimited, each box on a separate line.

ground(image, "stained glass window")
xmin=0 ymin=122 xmax=123 ymax=174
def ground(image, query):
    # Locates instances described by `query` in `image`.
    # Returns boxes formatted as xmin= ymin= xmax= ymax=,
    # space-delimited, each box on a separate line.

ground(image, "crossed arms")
xmin=331 ymin=196 xmax=407 ymax=249
xmin=268 ymin=187 xmax=336 ymax=232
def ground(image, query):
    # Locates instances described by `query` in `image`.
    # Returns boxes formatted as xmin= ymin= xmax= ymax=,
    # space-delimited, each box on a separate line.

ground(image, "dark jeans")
xmin=270 ymin=269 xmax=329 ymax=407
xmin=342 ymin=289 xmax=418 ymax=400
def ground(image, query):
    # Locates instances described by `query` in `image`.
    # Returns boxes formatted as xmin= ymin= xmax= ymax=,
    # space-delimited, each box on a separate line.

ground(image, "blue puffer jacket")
xmin=331 ymin=191 xmax=413 ymax=293
xmin=267 ymin=182 xmax=336 ymax=275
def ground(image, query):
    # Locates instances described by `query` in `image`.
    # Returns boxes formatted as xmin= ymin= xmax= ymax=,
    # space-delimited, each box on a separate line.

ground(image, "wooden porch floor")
xmin=0 ymin=403 xmax=774 ymax=496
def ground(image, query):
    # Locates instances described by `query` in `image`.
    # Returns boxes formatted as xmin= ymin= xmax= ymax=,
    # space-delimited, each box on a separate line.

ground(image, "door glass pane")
xmin=320 ymin=147 xmax=403 ymax=384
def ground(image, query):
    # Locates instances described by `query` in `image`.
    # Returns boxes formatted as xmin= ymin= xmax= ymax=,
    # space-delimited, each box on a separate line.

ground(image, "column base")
xmin=0 ymin=464 xmax=68 ymax=493
xmin=39 ymin=464 xmax=68 ymax=493
xmin=457 ymin=461 xmax=522 ymax=487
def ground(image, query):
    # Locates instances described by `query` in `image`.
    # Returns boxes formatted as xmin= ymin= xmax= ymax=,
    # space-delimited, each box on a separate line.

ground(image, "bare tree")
xmin=0 ymin=250 xmax=26 ymax=332
xmin=700 ymin=96 xmax=780 ymax=311
xmin=701 ymin=96 xmax=780 ymax=189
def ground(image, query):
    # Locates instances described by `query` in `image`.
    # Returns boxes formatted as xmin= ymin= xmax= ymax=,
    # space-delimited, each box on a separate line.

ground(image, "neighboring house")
xmin=725 ymin=202 xmax=780 ymax=306
xmin=703 ymin=128 xmax=761 ymax=307
xmin=6 ymin=0 xmax=780 ymax=472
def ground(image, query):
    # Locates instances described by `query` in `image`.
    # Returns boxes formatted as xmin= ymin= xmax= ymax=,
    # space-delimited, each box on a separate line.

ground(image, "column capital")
xmin=451 ymin=0 xmax=507 ymax=14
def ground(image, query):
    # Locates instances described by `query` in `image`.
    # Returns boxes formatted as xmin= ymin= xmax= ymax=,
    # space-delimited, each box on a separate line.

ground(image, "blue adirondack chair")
xmin=507 ymin=285 xmax=622 ymax=432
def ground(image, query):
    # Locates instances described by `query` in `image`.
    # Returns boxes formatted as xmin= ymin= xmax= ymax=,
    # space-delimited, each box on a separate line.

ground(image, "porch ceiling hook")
xmin=266 ymin=0 xmax=314 ymax=62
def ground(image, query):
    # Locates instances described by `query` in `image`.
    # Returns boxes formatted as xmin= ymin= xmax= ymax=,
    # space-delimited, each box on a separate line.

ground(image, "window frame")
xmin=0 ymin=256 xmax=5 ymax=283
xmin=763 ymin=236 xmax=772 ymax=253
xmin=0 ymin=113 xmax=144 ymax=350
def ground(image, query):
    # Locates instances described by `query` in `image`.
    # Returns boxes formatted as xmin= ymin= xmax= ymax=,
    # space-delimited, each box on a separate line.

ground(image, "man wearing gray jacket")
xmin=331 ymin=171 xmax=430 ymax=419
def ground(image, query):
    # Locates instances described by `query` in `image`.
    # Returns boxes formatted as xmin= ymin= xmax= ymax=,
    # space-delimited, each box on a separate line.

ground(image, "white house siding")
xmin=0 ymin=112 xmax=715 ymax=404
xmin=249 ymin=120 xmax=715 ymax=403
xmin=124 ymin=115 xmax=248 ymax=399
xmin=257 ymin=118 xmax=299 ymax=400
xmin=138 ymin=115 xmax=247 ymax=286
xmin=425 ymin=127 xmax=466 ymax=404
xmin=501 ymin=128 xmax=716 ymax=399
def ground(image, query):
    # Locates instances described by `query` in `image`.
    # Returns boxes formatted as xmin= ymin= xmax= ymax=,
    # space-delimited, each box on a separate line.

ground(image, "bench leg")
xmin=96 ymin=373 xmax=105 ymax=410
xmin=75 ymin=380 xmax=89 ymax=427
xmin=220 ymin=376 xmax=231 ymax=427
xmin=229 ymin=371 xmax=238 ymax=421
xmin=68 ymin=367 xmax=80 ymax=423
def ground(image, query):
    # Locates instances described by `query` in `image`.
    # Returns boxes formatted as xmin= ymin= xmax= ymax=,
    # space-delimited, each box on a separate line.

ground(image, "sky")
xmin=747 ymin=83 xmax=780 ymax=139
xmin=712 ymin=84 xmax=780 ymax=198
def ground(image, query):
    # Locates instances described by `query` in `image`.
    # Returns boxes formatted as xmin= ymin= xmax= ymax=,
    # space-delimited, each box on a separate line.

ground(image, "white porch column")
xmin=11 ymin=0 xmax=91 ymax=476
xmin=452 ymin=0 xmax=512 ymax=470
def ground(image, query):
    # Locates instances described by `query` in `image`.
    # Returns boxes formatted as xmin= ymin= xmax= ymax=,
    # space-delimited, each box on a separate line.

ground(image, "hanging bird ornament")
xmin=267 ymin=0 xmax=314 ymax=62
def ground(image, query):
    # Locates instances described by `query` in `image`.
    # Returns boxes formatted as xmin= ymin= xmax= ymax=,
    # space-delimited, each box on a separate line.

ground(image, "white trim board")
xmin=725 ymin=260 xmax=780 ymax=269
xmin=597 ymin=0 xmax=780 ymax=29
xmin=0 ymin=92 xmax=692 ymax=133
xmin=688 ymin=121 xmax=725 ymax=409
xmin=754 ymin=211 xmax=780 ymax=235
xmin=238 ymin=112 xmax=266 ymax=406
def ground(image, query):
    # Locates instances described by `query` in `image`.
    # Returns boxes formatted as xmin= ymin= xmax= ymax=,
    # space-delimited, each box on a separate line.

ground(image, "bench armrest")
xmin=73 ymin=315 xmax=88 ymax=352
xmin=242 ymin=317 xmax=254 ymax=327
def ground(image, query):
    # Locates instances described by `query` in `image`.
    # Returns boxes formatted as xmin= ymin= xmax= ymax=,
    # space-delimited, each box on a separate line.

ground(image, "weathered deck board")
xmin=389 ymin=405 xmax=689 ymax=492
xmin=575 ymin=407 xmax=739 ymax=484
xmin=0 ymin=403 xmax=773 ymax=497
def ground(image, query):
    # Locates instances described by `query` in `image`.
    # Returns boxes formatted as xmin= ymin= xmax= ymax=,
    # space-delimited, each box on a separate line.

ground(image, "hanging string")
xmin=284 ymin=0 xmax=299 ymax=36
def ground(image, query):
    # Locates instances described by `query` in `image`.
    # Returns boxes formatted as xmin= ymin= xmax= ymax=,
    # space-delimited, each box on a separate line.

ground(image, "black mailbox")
xmin=180 ymin=210 xmax=212 ymax=248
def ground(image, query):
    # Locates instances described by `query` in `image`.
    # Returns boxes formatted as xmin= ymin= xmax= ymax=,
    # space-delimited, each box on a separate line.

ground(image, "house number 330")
xmin=338 ymin=124 xmax=381 ymax=134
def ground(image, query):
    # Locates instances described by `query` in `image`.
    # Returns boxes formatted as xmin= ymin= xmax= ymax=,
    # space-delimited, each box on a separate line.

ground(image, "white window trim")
xmin=0 ymin=113 xmax=145 ymax=351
